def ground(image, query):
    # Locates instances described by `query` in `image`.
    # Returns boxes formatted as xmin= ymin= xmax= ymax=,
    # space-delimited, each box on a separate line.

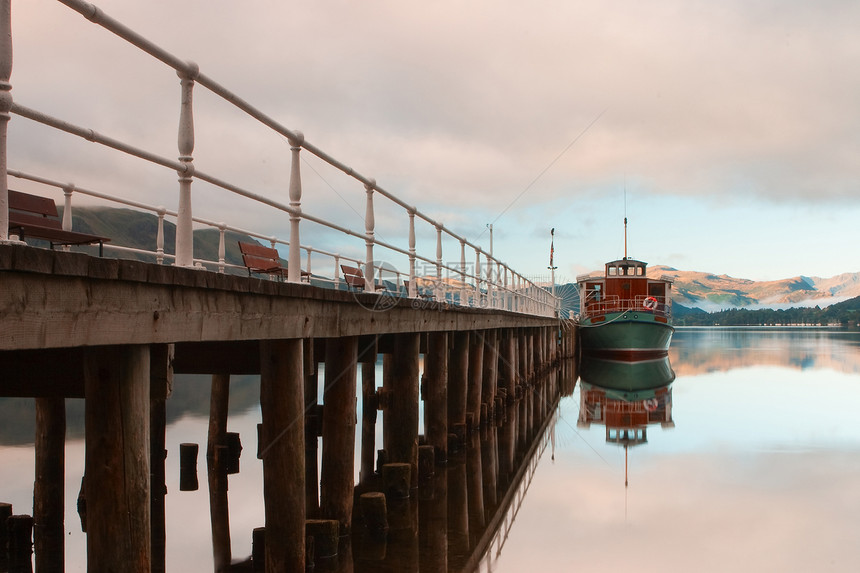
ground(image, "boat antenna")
xmin=623 ymin=185 xmax=628 ymax=260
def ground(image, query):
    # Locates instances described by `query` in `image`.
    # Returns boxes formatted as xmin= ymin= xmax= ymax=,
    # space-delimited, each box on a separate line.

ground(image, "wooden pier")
xmin=0 ymin=244 xmax=576 ymax=572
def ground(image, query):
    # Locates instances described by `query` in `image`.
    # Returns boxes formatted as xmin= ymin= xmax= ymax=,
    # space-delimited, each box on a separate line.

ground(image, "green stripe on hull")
xmin=580 ymin=313 xmax=674 ymax=353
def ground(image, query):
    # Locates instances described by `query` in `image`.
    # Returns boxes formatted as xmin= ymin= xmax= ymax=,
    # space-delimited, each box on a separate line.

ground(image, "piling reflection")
xmin=343 ymin=360 xmax=573 ymax=573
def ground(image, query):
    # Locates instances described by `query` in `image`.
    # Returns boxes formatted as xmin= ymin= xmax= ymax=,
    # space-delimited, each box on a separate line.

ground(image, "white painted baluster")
xmin=475 ymin=248 xmax=481 ymax=306
xmin=61 ymin=184 xmax=74 ymax=252
xmin=306 ymin=247 xmax=312 ymax=281
xmin=217 ymin=223 xmax=226 ymax=273
xmin=287 ymin=132 xmax=303 ymax=283
xmin=486 ymin=252 xmax=493 ymax=308
xmin=459 ymin=239 xmax=467 ymax=306
xmin=408 ymin=209 xmax=416 ymax=298
xmin=334 ymin=255 xmax=341 ymax=290
xmin=156 ymin=207 xmax=166 ymax=264
xmin=364 ymin=180 xmax=375 ymax=291
xmin=435 ymin=224 xmax=443 ymax=301
xmin=0 ymin=0 xmax=11 ymax=242
xmin=175 ymin=62 xmax=198 ymax=267
xmin=62 ymin=184 xmax=74 ymax=231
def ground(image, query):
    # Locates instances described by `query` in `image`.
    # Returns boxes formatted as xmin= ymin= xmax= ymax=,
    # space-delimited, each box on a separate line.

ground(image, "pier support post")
xmin=259 ymin=339 xmax=305 ymax=573
xmin=208 ymin=374 xmax=231 ymax=571
xmin=424 ymin=332 xmax=448 ymax=465
xmin=500 ymin=331 xmax=515 ymax=402
xmin=481 ymin=330 xmax=499 ymax=422
xmin=359 ymin=336 xmax=378 ymax=484
xmin=467 ymin=331 xmax=484 ymax=431
xmin=34 ymin=397 xmax=65 ymax=573
xmin=320 ymin=336 xmax=358 ymax=534
xmin=150 ymin=344 xmax=171 ymax=573
xmin=384 ymin=333 xmax=420 ymax=489
xmin=447 ymin=331 xmax=469 ymax=445
xmin=303 ymin=339 xmax=320 ymax=517
xmin=83 ymin=344 xmax=151 ymax=573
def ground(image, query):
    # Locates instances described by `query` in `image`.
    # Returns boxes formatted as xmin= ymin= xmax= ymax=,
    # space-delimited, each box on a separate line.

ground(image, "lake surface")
xmin=493 ymin=327 xmax=860 ymax=573
xmin=1 ymin=327 xmax=859 ymax=571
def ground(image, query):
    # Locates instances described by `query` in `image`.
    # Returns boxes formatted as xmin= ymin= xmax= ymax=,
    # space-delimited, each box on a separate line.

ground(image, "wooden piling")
xmin=305 ymin=519 xmax=339 ymax=559
xmin=251 ymin=527 xmax=265 ymax=573
xmin=303 ymin=338 xmax=320 ymax=517
xmin=320 ymin=336 xmax=358 ymax=535
xmin=500 ymin=331 xmax=516 ymax=402
xmin=447 ymin=331 xmax=469 ymax=446
xmin=424 ymin=332 xmax=448 ymax=465
xmin=359 ymin=491 xmax=389 ymax=537
xmin=150 ymin=344 xmax=171 ymax=573
xmin=34 ymin=397 xmax=64 ymax=573
xmin=0 ymin=502 xmax=12 ymax=571
xmin=83 ymin=344 xmax=151 ymax=573
xmin=7 ymin=514 xmax=34 ymax=573
xmin=208 ymin=444 xmax=232 ymax=573
xmin=207 ymin=374 xmax=230 ymax=461
xmin=359 ymin=336 xmax=378 ymax=484
xmin=481 ymin=330 xmax=498 ymax=422
xmin=179 ymin=443 xmax=199 ymax=491
xmin=382 ymin=462 xmax=412 ymax=499
xmin=384 ymin=333 xmax=420 ymax=489
xmin=467 ymin=330 xmax=484 ymax=432
xmin=259 ymin=339 xmax=305 ymax=573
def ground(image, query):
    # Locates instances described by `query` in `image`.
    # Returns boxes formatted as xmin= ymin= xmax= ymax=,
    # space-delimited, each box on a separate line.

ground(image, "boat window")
xmin=637 ymin=267 xmax=644 ymax=276
xmin=608 ymin=267 xmax=616 ymax=276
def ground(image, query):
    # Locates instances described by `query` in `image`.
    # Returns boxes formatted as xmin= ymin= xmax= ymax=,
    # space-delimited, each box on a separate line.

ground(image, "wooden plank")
xmin=9 ymin=189 xmax=59 ymax=217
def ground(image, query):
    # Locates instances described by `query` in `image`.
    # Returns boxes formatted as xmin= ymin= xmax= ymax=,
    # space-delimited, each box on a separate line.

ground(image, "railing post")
xmin=435 ymin=224 xmax=443 ymax=300
xmin=175 ymin=62 xmax=198 ymax=268
xmin=287 ymin=132 xmax=304 ymax=283
xmin=459 ymin=239 xmax=467 ymax=305
xmin=408 ymin=209 xmax=416 ymax=298
xmin=364 ymin=180 xmax=375 ymax=292
xmin=486 ymin=253 xmax=494 ymax=308
xmin=217 ymin=223 xmax=226 ymax=273
xmin=474 ymin=248 xmax=481 ymax=306
xmin=0 ymin=0 xmax=12 ymax=242
xmin=305 ymin=247 xmax=312 ymax=279
xmin=61 ymin=184 xmax=74 ymax=231
xmin=156 ymin=207 xmax=166 ymax=264
xmin=61 ymin=183 xmax=74 ymax=252
xmin=333 ymin=255 xmax=341 ymax=289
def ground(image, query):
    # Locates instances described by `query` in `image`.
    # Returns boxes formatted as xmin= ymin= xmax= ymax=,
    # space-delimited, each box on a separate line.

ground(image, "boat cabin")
xmin=578 ymin=258 xmax=673 ymax=317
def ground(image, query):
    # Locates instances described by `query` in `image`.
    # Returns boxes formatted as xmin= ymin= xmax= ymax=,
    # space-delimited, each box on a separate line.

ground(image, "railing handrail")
xmin=1 ymin=0 xmax=560 ymax=317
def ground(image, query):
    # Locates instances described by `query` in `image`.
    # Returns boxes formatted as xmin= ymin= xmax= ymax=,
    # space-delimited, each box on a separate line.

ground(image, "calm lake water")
xmin=1 ymin=327 xmax=859 ymax=571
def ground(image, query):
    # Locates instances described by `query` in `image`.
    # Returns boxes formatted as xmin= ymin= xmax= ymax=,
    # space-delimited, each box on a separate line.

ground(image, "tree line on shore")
xmin=674 ymin=295 xmax=860 ymax=327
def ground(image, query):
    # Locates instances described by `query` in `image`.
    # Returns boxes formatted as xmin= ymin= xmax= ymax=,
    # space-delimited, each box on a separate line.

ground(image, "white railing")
xmin=0 ymin=0 xmax=559 ymax=317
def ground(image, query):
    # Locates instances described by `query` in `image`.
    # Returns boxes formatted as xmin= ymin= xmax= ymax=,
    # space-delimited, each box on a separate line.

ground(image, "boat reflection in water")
xmin=577 ymin=355 xmax=675 ymax=484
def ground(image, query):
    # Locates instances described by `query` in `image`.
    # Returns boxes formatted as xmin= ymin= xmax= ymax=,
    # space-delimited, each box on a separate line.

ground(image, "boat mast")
xmin=623 ymin=186 xmax=628 ymax=260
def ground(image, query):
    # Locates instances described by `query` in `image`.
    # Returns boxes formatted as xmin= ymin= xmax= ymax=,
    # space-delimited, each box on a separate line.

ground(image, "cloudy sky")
xmin=8 ymin=0 xmax=860 ymax=282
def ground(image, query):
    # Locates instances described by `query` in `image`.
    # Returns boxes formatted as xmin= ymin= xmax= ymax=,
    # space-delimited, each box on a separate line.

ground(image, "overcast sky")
xmin=8 ymin=0 xmax=860 ymax=281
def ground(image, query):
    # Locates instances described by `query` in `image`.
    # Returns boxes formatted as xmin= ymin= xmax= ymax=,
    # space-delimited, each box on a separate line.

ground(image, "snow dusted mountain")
xmin=646 ymin=266 xmax=860 ymax=309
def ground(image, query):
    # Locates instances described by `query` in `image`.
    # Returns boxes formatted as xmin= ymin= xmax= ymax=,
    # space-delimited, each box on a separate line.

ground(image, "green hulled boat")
xmin=577 ymin=257 xmax=674 ymax=359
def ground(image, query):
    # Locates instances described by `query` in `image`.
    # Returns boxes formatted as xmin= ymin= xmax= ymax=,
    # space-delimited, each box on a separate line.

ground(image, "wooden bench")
xmin=8 ymin=189 xmax=109 ymax=255
xmin=340 ymin=264 xmax=368 ymax=291
xmin=238 ymin=241 xmax=308 ymax=281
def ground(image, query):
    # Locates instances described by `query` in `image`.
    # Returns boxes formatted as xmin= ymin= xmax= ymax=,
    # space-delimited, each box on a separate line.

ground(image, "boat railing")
xmin=583 ymin=295 xmax=671 ymax=319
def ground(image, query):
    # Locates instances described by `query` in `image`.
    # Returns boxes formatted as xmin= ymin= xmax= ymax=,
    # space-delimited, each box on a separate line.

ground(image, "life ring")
xmin=643 ymin=296 xmax=658 ymax=310
xmin=643 ymin=398 xmax=658 ymax=412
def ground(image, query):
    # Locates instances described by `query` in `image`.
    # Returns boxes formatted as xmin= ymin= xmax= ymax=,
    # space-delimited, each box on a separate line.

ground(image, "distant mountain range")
xmin=647 ymin=266 xmax=860 ymax=310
